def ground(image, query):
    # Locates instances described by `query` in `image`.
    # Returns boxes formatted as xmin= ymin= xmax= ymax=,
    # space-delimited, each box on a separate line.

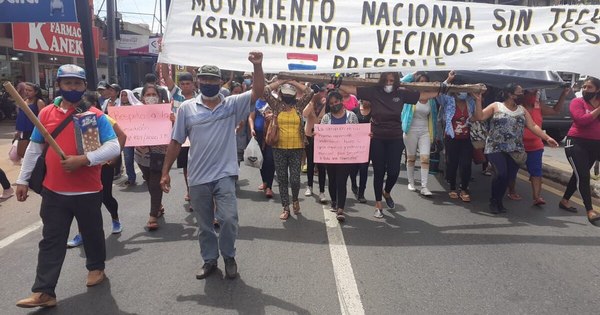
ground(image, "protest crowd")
xmin=6 ymin=54 xmax=600 ymax=308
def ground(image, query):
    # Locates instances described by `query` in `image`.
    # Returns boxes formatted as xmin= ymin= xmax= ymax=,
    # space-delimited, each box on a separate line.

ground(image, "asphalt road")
xmin=0 ymin=162 xmax=599 ymax=315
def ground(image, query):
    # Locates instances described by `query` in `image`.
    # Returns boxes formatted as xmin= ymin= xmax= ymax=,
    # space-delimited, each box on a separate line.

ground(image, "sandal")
xmin=448 ymin=191 xmax=459 ymax=199
xmin=292 ymin=201 xmax=301 ymax=214
xmin=559 ymin=202 xmax=577 ymax=213
xmin=507 ymin=192 xmax=522 ymax=201
xmin=459 ymin=191 xmax=471 ymax=202
xmin=265 ymin=188 xmax=273 ymax=198
xmin=533 ymin=197 xmax=546 ymax=206
xmin=258 ymin=183 xmax=266 ymax=190
xmin=184 ymin=194 xmax=190 ymax=201
xmin=279 ymin=209 xmax=290 ymax=220
xmin=587 ymin=210 xmax=600 ymax=227
xmin=336 ymin=210 xmax=346 ymax=222
xmin=146 ymin=218 xmax=159 ymax=231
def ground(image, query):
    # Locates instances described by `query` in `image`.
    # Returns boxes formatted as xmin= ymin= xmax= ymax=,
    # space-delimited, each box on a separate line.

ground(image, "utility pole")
xmin=77 ymin=0 xmax=97 ymax=88
xmin=106 ymin=0 xmax=117 ymax=84
xmin=159 ymin=0 xmax=163 ymax=35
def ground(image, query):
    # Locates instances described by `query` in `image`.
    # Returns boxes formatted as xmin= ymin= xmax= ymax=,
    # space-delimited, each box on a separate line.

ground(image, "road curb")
xmin=541 ymin=160 xmax=600 ymax=199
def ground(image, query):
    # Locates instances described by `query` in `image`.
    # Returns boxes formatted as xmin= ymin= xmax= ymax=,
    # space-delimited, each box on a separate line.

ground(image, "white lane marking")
xmin=323 ymin=205 xmax=366 ymax=315
xmin=0 ymin=221 xmax=42 ymax=249
xmin=0 ymin=170 xmax=144 ymax=250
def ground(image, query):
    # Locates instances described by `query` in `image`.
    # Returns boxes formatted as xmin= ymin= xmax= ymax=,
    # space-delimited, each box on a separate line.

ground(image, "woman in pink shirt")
xmin=559 ymin=77 xmax=600 ymax=227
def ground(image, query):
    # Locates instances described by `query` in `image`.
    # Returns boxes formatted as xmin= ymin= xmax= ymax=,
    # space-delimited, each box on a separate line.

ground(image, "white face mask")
xmin=144 ymin=96 xmax=159 ymax=104
xmin=384 ymin=85 xmax=394 ymax=93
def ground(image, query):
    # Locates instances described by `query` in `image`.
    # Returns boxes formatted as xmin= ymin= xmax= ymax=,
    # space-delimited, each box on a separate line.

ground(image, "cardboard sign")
xmin=108 ymin=104 xmax=173 ymax=147
xmin=314 ymin=123 xmax=371 ymax=164
xmin=12 ymin=22 xmax=99 ymax=59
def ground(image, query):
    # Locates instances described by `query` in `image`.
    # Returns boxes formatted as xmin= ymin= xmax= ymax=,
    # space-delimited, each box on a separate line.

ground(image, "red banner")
xmin=12 ymin=23 xmax=99 ymax=59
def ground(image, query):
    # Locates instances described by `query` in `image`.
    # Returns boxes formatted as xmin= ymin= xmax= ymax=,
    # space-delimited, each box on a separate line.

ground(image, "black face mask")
xmin=582 ymin=91 xmax=597 ymax=103
xmin=281 ymin=95 xmax=296 ymax=105
xmin=331 ymin=104 xmax=343 ymax=113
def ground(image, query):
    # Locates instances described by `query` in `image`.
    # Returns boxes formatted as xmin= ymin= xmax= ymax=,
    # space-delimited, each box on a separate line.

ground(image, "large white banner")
xmin=159 ymin=0 xmax=600 ymax=76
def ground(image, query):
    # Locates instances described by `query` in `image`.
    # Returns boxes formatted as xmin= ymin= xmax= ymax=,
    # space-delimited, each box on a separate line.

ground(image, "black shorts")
xmin=176 ymin=147 xmax=189 ymax=169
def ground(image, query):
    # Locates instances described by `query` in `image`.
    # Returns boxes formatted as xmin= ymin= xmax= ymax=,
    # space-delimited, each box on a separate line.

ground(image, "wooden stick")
xmin=276 ymin=72 xmax=486 ymax=93
xmin=3 ymin=82 xmax=66 ymax=159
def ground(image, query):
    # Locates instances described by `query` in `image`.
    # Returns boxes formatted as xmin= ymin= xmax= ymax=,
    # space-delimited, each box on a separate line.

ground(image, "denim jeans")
xmin=189 ymin=176 xmax=238 ymax=264
xmin=123 ymin=147 xmax=136 ymax=182
xmin=486 ymin=152 xmax=520 ymax=206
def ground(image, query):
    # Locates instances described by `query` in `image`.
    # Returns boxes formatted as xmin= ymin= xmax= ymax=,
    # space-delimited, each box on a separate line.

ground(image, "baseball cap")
xmin=56 ymin=64 xmax=86 ymax=81
xmin=197 ymin=65 xmax=222 ymax=78
xmin=108 ymin=83 xmax=121 ymax=92
xmin=280 ymin=83 xmax=297 ymax=97
xmin=96 ymin=81 xmax=108 ymax=90
xmin=243 ymin=72 xmax=252 ymax=78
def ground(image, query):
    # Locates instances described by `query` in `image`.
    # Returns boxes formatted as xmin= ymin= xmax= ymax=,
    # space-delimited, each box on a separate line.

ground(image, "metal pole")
xmin=107 ymin=0 xmax=117 ymax=84
xmin=159 ymin=0 xmax=163 ymax=35
xmin=76 ymin=0 xmax=98 ymax=89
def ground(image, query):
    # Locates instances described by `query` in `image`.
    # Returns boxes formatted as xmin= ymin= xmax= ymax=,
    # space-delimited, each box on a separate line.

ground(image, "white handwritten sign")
xmin=108 ymin=104 xmax=172 ymax=147
xmin=314 ymin=123 xmax=371 ymax=164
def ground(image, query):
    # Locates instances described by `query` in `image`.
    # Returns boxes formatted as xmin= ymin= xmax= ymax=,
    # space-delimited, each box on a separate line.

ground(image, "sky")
xmin=93 ymin=0 xmax=168 ymax=34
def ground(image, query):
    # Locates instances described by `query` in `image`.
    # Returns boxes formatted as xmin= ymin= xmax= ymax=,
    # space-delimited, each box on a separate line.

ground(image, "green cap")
xmin=197 ymin=65 xmax=221 ymax=78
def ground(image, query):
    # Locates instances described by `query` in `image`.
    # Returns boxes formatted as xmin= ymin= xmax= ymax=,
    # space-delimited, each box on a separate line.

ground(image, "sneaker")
xmin=224 ymin=257 xmax=238 ymax=279
xmin=111 ymin=220 xmax=122 ymax=234
xmin=420 ymin=187 xmax=433 ymax=197
xmin=121 ymin=180 xmax=136 ymax=187
xmin=302 ymin=164 xmax=308 ymax=173
xmin=407 ymin=183 xmax=417 ymax=192
xmin=489 ymin=202 xmax=500 ymax=214
xmin=383 ymin=193 xmax=395 ymax=209
xmin=358 ymin=195 xmax=367 ymax=203
xmin=67 ymin=234 xmax=83 ymax=248
xmin=319 ymin=193 xmax=327 ymax=203
xmin=1 ymin=187 xmax=14 ymax=199
xmin=351 ymin=185 xmax=358 ymax=196
xmin=196 ymin=262 xmax=217 ymax=280
xmin=373 ymin=209 xmax=384 ymax=219
xmin=304 ymin=186 xmax=313 ymax=196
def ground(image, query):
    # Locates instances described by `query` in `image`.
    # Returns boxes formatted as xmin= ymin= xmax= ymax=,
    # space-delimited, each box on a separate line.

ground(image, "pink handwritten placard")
xmin=314 ymin=123 xmax=371 ymax=164
xmin=108 ymin=104 xmax=172 ymax=147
